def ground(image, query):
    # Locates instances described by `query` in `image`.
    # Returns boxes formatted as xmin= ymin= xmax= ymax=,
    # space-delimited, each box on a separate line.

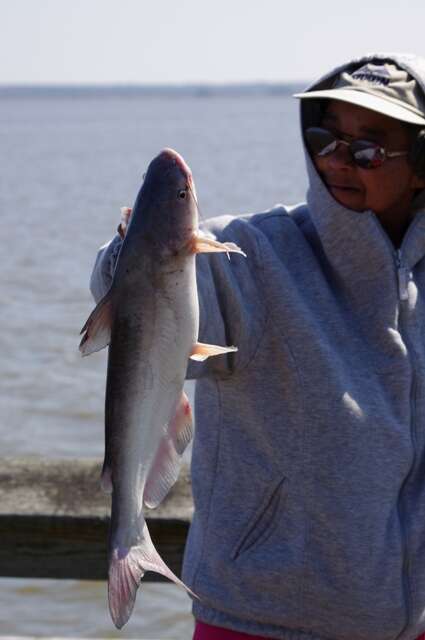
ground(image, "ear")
xmin=408 ymin=129 xmax=425 ymax=188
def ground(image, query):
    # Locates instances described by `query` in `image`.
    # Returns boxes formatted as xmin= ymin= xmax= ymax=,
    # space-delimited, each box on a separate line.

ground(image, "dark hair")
xmin=405 ymin=124 xmax=425 ymax=178
xmin=300 ymin=99 xmax=328 ymax=132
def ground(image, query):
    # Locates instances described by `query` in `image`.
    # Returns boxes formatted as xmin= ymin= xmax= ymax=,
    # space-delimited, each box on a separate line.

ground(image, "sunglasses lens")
xmin=305 ymin=128 xmax=387 ymax=169
xmin=305 ymin=128 xmax=337 ymax=156
xmin=351 ymin=141 xmax=385 ymax=169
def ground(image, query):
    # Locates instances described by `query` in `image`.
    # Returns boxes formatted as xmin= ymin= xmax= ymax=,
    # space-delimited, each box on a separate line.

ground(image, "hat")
xmin=294 ymin=62 xmax=425 ymax=126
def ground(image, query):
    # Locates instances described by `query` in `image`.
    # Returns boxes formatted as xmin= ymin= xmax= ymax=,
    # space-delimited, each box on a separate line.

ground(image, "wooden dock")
xmin=0 ymin=457 xmax=193 ymax=581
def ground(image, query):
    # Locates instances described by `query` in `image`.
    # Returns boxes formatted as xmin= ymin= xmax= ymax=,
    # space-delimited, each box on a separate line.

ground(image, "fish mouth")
xmin=187 ymin=174 xmax=198 ymax=204
xmin=159 ymin=147 xmax=192 ymax=177
xmin=158 ymin=147 xmax=196 ymax=202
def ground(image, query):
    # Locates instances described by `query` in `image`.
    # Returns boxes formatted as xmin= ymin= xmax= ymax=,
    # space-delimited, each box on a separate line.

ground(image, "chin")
xmin=330 ymin=189 xmax=365 ymax=212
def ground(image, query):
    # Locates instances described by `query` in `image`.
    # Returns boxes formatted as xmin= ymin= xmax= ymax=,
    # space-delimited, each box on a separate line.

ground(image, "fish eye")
xmin=178 ymin=189 xmax=187 ymax=199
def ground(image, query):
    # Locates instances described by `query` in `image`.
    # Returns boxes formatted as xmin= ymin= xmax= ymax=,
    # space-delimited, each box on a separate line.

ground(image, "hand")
xmin=117 ymin=207 xmax=132 ymax=239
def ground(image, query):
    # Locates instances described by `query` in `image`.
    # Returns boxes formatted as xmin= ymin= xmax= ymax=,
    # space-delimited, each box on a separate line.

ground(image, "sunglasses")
xmin=304 ymin=127 xmax=408 ymax=170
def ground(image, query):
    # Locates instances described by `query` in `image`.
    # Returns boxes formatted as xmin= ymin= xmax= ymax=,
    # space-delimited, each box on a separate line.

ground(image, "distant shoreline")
xmin=0 ymin=82 xmax=306 ymax=98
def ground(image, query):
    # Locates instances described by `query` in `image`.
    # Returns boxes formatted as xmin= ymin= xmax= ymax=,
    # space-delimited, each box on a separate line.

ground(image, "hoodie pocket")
xmin=231 ymin=476 xmax=288 ymax=560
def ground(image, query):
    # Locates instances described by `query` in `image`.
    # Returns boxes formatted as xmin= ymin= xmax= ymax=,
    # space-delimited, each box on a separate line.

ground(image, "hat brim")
xmin=294 ymin=88 xmax=425 ymax=126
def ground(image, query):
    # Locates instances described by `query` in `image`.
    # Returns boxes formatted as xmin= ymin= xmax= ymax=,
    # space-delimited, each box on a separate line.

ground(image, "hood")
xmin=295 ymin=53 xmax=425 ymax=285
xmin=298 ymin=53 xmax=425 ymax=208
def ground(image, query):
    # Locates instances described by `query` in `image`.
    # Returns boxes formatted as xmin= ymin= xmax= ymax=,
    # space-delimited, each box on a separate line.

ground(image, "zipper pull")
xmin=396 ymin=250 xmax=410 ymax=301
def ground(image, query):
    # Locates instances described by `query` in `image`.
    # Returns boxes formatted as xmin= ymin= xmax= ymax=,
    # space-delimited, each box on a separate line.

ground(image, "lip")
xmin=320 ymin=171 xmax=362 ymax=192
xmin=328 ymin=182 xmax=360 ymax=190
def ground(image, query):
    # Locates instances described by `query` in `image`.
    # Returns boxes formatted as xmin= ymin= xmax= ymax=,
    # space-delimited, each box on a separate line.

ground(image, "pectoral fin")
xmin=190 ymin=342 xmax=238 ymax=362
xmin=192 ymin=232 xmax=246 ymax=258
xmin=79 ymin=289 xmax=114 ymax=356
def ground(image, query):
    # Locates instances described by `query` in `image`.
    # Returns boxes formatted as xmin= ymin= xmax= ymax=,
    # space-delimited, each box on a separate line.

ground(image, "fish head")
xmin=133 ymin=148 xmax=199 ymax=257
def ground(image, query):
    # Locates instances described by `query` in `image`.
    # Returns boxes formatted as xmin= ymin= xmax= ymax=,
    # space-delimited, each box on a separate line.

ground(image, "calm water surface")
xmin=0 ymin=91 xmax=307 ymax=638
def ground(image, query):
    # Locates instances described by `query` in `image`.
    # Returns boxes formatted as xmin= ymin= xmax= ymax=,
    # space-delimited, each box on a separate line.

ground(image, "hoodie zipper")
xmin=395 ymin=249 xmax=414 ymax=639
xmin=394 ymin=250 xmax=419 ymax=640
xmin=370 ymin=215 xmax=417 ymax=638
xmin=393 ymin=248 xmax=417 ymax=640
xmin=396 ymin=249 xmax=410 ymax=301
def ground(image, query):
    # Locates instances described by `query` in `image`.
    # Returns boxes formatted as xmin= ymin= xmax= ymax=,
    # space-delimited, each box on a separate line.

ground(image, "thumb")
xmin=117 ymin=206 xmax=132 ymax=239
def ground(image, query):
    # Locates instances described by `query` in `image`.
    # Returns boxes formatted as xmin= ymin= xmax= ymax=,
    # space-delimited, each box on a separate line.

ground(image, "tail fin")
xmin=108 ymin=521 xmax=195 ymax=628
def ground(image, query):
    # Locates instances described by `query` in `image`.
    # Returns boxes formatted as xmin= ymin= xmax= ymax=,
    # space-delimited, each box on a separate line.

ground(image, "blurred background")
xmin=1 ymin=0 xmax=424 ymax=637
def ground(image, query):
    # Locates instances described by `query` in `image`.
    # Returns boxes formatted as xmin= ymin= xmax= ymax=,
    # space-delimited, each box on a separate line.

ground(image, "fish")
xmin=79 ymin=148 xmax=246 ymax=628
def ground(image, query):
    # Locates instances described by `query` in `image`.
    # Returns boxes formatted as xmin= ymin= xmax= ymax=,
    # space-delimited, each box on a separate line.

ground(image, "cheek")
xmin=361 ymin=165 xmax=413 ymax=210
xmin=313 ymin=156 xmax=326 ymax=174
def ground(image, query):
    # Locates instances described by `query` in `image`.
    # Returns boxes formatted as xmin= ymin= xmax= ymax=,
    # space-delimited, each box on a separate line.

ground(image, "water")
xmin=0 ymin=90 xmax=307 ymax=637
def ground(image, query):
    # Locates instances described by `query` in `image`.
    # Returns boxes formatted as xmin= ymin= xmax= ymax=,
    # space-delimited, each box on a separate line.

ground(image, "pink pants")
xmin=193 ymin=621 xmax=267 ymax=639
xmin=193 ymin=621 xmax=425 ymax=640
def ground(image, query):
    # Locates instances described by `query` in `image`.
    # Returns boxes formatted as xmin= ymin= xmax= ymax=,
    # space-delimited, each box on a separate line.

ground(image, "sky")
xmin=2 ymin=0 xmax=425 ymax=85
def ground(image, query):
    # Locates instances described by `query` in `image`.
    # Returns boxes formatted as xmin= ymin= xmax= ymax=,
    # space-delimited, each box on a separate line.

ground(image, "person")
xmin=89 ymin=53 xmax=425 ymax=640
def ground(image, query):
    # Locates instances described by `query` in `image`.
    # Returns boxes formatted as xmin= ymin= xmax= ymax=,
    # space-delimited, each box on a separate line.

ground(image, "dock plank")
xmin=0 ymin=458 xmax=193 ymax=581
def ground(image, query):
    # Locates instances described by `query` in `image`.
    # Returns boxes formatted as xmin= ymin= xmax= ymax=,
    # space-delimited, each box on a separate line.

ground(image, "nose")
xmin=325 ymin=142 xmax=354 ymax=170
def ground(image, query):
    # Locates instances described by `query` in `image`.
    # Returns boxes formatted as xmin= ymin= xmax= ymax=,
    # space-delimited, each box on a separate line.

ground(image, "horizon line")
xmin=0 ymin=80 xmax=308 ymax=98
xmin=0 ymin=79 xmax=308 ymax=88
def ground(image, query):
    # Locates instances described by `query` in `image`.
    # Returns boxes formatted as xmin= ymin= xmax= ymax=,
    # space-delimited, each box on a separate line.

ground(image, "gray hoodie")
xmin=90 ymin=54 xmax=425 ymax=640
